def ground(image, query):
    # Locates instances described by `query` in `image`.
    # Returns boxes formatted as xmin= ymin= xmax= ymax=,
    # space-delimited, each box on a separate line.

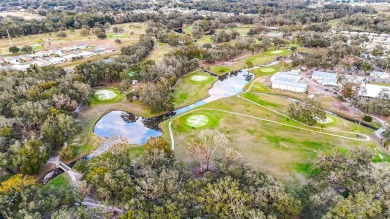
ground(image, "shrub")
xmin=97 ymin=32 xmax=107 ymax=39
xmin=57 ymin=32 xmax=67 ymax=38
xmin=362 ymin=115 xmax=372 ymax=122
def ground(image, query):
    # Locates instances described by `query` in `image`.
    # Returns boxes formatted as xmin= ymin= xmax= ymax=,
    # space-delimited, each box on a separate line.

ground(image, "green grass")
xmin=45 ymin=174 xmax=69 ymax=188
xmin=128 ymin=146 xmax=145 ymax=157
xmin=370 ymin=82 xmax=390 ymax=87
xmin=107 ymin=33 xmax=129 ymax=38
xmin=212 ymin=49 xmax=291 ymax=76
xmin=211 ymin=66 xmax=231 ymax=75
xmin=250 ymin=64 xmax=280 ymax=77
xmin=249 ymin=82 xmax=271 ymax=93
xmin=90 ymin=88 xmax=125 ymax=106
xmin=162 ymin=95 xmax=378 ymax=183
xmin=173 ymin=71 xmax=217 ymax=109
xmin=73 ymin=144 xmax=94 ymax=159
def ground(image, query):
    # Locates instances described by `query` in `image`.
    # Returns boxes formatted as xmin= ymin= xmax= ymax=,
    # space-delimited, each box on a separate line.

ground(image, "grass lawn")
xmin=128 ymin=146 xmax=145 ymax=157
xmin=147 ymin=43 xmax=175 ymax=62
xmin=370 ymin=82 xmax=390 ymax=87
xmin=73 ymin=144 xmax=95 ymax=159
xmin=195 ymin=36 xmax=213 ymax=46
xmin=210 ymin=49 xmax=291 ymax=76
xmin=328 ymin=18 xmax=341 ymax=27
xmin=250 ymin=64 xmax=281 ymax=77
xmin=90 ymin=87 xmax=125 ymax=106
xmin=107 ymin=33 xmax=129 ymax=38
xmin=173 ymin=70 xmax=217 ymax=109
xmin=45 ymin=174 xmax=70 ymax=188
xmin=211 ymin=66 xmax=231 ymax=75
xmin=162 ymin=95 xmax=377 ymax=184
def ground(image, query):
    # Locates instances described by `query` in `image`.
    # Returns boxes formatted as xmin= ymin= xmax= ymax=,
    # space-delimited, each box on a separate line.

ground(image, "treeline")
xmin=75 ymin=35 xmax=154 ymax=87
xmin=0 ymin=66 xmax=90 ymax=174
xmin=341 ymin=14 xmax=390 ymax=33
xmin=2 ymin=136 xmax=389 ymax=218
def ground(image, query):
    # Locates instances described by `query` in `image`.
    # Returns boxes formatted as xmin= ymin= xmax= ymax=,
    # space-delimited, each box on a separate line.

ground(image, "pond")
xmin=93 ymin=70 xmax=253 ymax=144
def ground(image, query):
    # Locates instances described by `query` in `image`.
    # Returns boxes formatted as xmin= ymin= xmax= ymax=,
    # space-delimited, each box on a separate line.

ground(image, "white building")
xmin=272 ymin=80 xmax=308 ymax=93
xmin=370 ymin=71 xmax=390 ymax=79
xmin=312 ymin=71 xmax=338 ymax=86
xmin=271 ymin=72 xmax=301 ymax=83
xmin=359 ymin=84 xmax=390 ymax=99
xmin=271 ymin=71 xmax=307 ymax=93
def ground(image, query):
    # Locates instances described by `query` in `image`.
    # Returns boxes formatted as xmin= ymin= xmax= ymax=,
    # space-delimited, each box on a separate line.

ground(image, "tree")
xmin=187 ymin=129 xmax=228 ymax=172
xmin=360 ymin=61 xmax=374 ymax=75
xmin=288 ymin=98 xmax=326 ymax=126
xmin=41 ymin=114 xmax=78 ymax=152
xmin=144 ymin=136 xmax=172 ymax=155
xmin=57 ymin=31 xmax=67 ymax=38
xmin=139 ymin=78 xmax=174 ymax=113
xmin=19 ymin=140 xmax=48 ymax=174
xmin=245 ymin=60 xmax=253 ymax=69
xmin=341 ymin=82 xmax=360 ymax=99
xmin=21 ymin=45 xmax=33 ymax=54
xmin=115 ymin=39 xmax=122 ymax=44
xmin=97 ymin=32 xmax=107 ymax=39
xmin=9 ymin=46 xmax=19 ymax=54
xmin=80 ymin=27 xmax=89 ymax=36
xmin=323 ymin=192 xmax=382 ymax=219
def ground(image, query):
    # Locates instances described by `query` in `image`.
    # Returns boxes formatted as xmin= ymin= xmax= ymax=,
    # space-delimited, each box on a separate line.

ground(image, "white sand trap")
xmin=187 ymin=115 xmax=209 ymax=127
xmin=95 ymin=90 xmax=117 ymax=100
xmin=270 ymin=50 xmax=284 ymax=54
xmin=259 ymin=67 xmax=276 ymax=73
xmin=317 ymin=116 xmax=334 ymax=124
xmin=191 ymin=75 xmax=208 ymax=81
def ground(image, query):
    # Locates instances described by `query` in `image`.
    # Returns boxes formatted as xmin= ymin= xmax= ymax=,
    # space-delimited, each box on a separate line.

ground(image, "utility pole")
xmin=7 ymin=29 xmax=12 ymax=47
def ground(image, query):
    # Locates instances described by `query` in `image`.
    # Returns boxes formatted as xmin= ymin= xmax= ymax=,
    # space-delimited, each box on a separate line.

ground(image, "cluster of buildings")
xmin=0 ymin=44 xmax=116 ymax=71
xmin=311 ymin=70 xmax=390 ymax=99
xmin=268 ymin=68 xmax=390 ymax=99
xmin=270 ymin=70 xmax=308 ymax=93
xmin=334 ymin=30 xmax=390 ymax=53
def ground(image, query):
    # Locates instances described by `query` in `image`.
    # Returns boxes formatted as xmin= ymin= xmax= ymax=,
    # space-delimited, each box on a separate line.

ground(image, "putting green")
xmin=270 ymin=50 xmax=284 ymax=54
xmin=317 ymin=116 xmax=334 ymax=124
xmin=191 ymin=75 xmax=208 ymax=81
xmin=258 ymin=67 xmax=276 ymax=73
xmin=95 ymin=90 xmax=117 ymax=100
xmin=186 ymin=115 xmax=209 ymax=127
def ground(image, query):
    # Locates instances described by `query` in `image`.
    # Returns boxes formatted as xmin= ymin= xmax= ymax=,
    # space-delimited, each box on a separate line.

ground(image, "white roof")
xmin=272 ymin=80 xmax=307 ymax=89
xmin=312 ymin=71 xmax=337 ymax=79
xmin=371 ymin=71 xmax=389 ymax=77
xmin=360 ymin=84 xmax=390 ymax=98
xmin=271 ymin=72 xmax=301 ymax=83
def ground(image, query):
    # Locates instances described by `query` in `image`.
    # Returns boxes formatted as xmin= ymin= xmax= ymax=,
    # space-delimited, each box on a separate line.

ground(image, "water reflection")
xmin=94 ymin=70 xmax=253 ymax=144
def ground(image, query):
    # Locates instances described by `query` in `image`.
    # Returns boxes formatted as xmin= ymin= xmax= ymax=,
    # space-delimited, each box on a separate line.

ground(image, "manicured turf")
xmin=212 ymin=49 xmax=291 ymax=76
xmin=191 ymin=75 xmax=209 ymax=81
xmin=173 ymin=71 xmax=217 ymax=109
xmin=45 ymin=174 xmax=69 ymax=188
xmin=211 ymin=66 xmax=231 ymax=75
xmin=108 ymin=34 xmax=128 ymax=38
xmin=163 ymin=95 xmax=376 ymax=183
xmin=90 ymin=88 xmax=124 ymax=105
xmin=95 ymin=89 xmax=117 ymax=100
xmin=186 ymin=115 xmax=209 ymax=127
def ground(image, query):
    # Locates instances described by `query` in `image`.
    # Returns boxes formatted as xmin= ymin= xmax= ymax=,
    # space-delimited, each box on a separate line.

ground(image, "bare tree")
xmin=187 ymin=129 xmax=228 ymax=172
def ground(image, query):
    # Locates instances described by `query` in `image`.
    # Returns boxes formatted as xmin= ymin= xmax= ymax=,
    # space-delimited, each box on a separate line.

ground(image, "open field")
xmin=250 ymin=64 xmax=281 ymax=77
xmin=210 ymin=49 xmax=291 ymax=75
xmin=162 ymin=95 xmax=377 ymax=183
xmin=173 ymin=70 xmax=217 ymax=109
xmin=147 ymin=43 xmax=175 ymax=62
xmin=0 ymin=22 xmax=147 ymax=55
